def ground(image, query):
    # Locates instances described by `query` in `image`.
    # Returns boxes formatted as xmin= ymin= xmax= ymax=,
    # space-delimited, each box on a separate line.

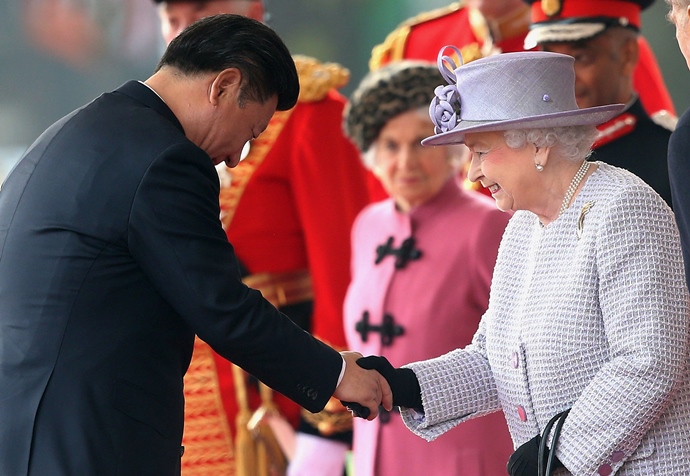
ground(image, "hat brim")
xmin=422 ymin=103 xmax=624 ymax=146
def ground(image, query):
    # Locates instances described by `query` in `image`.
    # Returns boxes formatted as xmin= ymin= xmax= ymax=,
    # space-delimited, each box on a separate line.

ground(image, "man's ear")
xmin=621 ymin=35 xmax=639 ymax=77
xmin=209 ymin=68 xmax=242 ymax=106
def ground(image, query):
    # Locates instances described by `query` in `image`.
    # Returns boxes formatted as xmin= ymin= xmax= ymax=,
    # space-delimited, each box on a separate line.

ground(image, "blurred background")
xmin=1 ymin=0 xmax=687 ymax=180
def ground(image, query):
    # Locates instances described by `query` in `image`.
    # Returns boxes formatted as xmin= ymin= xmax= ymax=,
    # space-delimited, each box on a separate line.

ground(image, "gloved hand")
xmin=356 ymin=356 xmax=422 ymax=409
xmin=506 ymin=434 xmax=564 ymax=476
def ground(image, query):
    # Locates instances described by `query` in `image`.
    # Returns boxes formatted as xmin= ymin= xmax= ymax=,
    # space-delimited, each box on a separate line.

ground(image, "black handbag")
xmin=538 ymin=409 xmax=571 ymax=476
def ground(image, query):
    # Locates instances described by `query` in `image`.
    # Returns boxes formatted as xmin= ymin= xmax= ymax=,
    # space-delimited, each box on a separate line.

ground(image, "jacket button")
xmin=598 ymin=464 xmax=612 ymax=475
xmin=611 ymin=450 xmax=625 ymax=463
xmin=180 ymin=446 xmax=185 ymax=457
xmin=511 ymin=351 xmax=519 ymax=368
xmin=517 ymin=405 xmax=527 ymax=422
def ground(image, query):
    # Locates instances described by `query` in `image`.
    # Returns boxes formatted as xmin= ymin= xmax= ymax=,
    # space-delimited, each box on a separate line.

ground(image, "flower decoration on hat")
xmin=429 ymin=46 xmax=463 ymax=134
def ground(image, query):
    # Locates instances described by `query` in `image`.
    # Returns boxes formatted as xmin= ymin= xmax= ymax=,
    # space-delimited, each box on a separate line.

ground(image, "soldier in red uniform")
xmin=152 ymin=1 xmax=370 ymax=475
xmin=525 ymin=0 xmax=674 ymax=206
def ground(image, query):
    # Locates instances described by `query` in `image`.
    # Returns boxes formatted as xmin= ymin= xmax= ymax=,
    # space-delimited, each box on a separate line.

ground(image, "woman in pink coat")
xmin=342 ymin=61 xmax=513 ymax=476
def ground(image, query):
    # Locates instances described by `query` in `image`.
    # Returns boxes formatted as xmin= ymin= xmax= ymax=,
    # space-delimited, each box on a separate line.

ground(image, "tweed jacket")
xmin=401 ymin=163 xmax=690 ymax=475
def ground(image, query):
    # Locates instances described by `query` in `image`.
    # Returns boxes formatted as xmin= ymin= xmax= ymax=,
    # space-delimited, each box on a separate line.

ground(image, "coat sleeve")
xmin=127 ymin=142 xmax=342 ymax=413
xmin=398 ymin=315 xmax=504 ymax=442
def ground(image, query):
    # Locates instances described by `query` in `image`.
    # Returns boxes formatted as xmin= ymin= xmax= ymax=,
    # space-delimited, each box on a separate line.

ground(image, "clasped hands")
xmin=335 ymin=353 xmax=564 ymax=475
xmin=333 ymin=352 xmax=421 ymax=420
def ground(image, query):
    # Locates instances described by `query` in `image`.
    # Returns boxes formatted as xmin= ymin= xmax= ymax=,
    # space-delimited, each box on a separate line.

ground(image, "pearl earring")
xmin=535 ymin=163 xmax=544 ymax=172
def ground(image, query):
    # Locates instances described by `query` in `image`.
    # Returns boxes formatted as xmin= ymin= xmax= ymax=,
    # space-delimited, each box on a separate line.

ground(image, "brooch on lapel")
xmin=577 ymin=201 xmax=595 ymax=240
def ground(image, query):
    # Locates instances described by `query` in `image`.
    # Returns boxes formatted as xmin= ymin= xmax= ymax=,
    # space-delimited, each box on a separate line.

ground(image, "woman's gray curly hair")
xmin=343 ymin=61 xmax=442 ymax=155
xmin=503 ymin=126 xmax=599 ymax=162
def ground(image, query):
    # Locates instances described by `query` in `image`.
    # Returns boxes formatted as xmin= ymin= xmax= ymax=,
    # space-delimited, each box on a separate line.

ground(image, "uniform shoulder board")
xmin=293 ymin=55 xmax=350 ymax=103
xmin=369 ymin=1 xmax=467 ymax=70
xmin=650 ymin=110 xmax=678 ymax=132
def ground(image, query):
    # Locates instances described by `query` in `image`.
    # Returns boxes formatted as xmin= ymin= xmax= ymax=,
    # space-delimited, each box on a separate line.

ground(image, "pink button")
xmin=511 ymin=351 xmax=519 ymax=368
xmin=611 ymin=451 xmax=625 ymax=463
xmin=598 ymin=463 xmax=612 ymax=476
xmin=517 ymin=405 xmax=527 ymax=422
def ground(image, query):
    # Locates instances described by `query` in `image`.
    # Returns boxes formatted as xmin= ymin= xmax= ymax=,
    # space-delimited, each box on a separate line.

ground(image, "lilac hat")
xmin=422 ymin=47 xmax=625 ymax=146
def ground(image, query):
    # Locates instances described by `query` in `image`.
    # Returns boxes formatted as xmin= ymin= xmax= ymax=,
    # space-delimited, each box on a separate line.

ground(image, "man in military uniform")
xmin=152 ymin=1 xmax=370 ymax=475
xmin=525 ymin=0 xmax=674 ymax=206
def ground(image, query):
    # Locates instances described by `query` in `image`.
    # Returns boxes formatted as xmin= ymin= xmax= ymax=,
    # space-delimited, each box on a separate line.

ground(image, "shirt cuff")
xmin=336 ymin=356 xmax=346 ymax=387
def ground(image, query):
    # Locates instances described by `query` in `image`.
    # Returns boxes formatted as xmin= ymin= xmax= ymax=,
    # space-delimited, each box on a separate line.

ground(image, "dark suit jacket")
xmin=669 ymin=107 xmax=690 ymax=289
xmin=0 ymin=81 xmax=342 ymax=475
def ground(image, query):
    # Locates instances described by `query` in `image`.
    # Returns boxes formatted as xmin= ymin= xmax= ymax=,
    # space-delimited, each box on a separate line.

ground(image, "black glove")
xmin=340 ymin=401 xmax=370 ymax=419
xmin=506 ymin=434 xmax=564 ymax=476
xmin=356 ymin=355 xmax=422 ymax=409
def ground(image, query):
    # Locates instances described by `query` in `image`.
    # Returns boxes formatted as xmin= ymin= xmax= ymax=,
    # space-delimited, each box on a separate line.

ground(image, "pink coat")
xmin=344 ymin=179 xmax=514 ymax=476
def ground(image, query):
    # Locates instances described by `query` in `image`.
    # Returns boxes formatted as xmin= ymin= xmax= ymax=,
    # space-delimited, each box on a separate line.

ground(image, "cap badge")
xmin=541 ymin=0 xmax=563 ymax=17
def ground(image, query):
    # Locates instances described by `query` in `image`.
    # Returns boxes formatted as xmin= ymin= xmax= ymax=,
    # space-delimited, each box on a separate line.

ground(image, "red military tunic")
xmin=181 ymin=56 xmax=370 ymax=475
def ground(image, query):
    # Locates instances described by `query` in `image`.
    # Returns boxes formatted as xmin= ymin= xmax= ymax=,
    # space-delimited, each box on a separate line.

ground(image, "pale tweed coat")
xmin=401 ymin=163 xmax=690 ymax=476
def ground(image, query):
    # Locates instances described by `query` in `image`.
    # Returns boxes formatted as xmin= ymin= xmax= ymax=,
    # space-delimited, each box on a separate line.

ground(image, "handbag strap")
xmin=538 ymin=408 xmax=571 ymax=476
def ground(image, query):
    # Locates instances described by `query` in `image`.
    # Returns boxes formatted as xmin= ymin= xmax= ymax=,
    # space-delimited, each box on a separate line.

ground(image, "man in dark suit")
xmin=0 ymin=14 xmax=390 ymax=476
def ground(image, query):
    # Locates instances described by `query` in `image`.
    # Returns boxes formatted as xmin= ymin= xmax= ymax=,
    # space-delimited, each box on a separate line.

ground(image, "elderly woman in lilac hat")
xmin=356 ymin=49 xmax=690 ymax=476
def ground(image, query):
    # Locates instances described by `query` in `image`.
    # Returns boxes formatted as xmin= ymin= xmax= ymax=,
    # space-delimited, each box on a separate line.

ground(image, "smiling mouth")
xmin=487 ymin=184 xmax=501 ymax=194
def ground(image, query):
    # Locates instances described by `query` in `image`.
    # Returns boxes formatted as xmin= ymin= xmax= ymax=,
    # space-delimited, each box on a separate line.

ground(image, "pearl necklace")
xmin=558 ymin=160 xmax=591 ymax=217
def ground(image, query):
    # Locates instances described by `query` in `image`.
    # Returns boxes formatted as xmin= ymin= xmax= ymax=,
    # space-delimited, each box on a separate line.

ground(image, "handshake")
xmin=333 ymin=352 xmax=422 ymax=420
